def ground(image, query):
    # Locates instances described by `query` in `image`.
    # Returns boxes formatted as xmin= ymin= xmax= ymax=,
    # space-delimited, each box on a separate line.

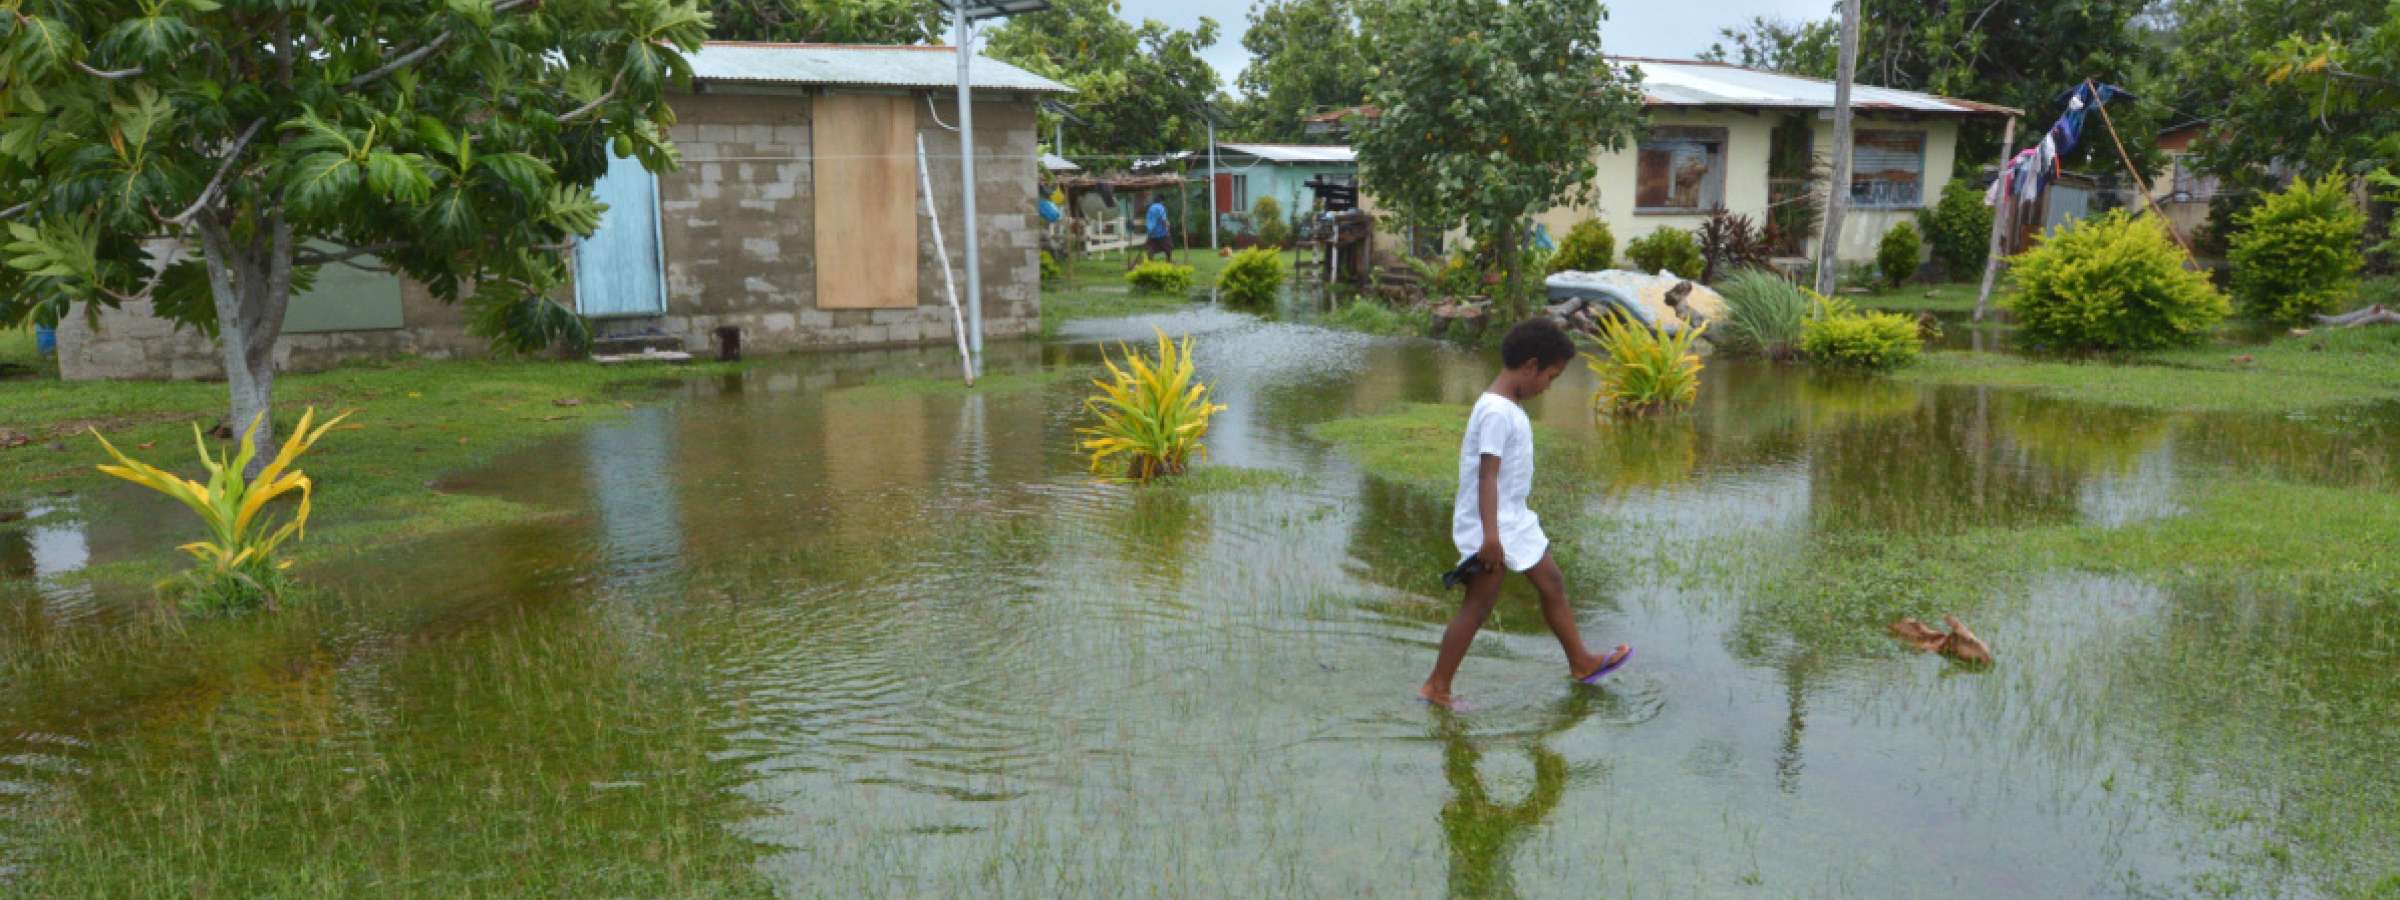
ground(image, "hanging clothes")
xmin=1984 ymin=82 xmax=2130 ymax=208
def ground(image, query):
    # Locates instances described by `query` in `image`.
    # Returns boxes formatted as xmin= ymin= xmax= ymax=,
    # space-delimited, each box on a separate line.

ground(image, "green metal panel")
xmin=285 ymin=252 xmax=405 ymax=333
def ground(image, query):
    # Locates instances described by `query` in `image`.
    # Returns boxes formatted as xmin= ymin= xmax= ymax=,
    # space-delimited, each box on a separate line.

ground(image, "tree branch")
xmin=77 ymin=61 xmax=145 ymax=79
xmin=164 ymin=117 xmax=269 ymax=227
xmin=0 ymin=201 xmax=30 ymax=221
xmin=345 ymin=0 xmax=539 ymax=91
xmin=557 ymin=73 xmax=625 ymax=124
xmin=294 ymin=241 xmax=408 ymax=267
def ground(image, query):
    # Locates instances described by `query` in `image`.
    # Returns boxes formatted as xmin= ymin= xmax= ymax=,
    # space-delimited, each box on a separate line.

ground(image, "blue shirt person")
xmin=1142 ymin=194 xmax=1174 ymax=261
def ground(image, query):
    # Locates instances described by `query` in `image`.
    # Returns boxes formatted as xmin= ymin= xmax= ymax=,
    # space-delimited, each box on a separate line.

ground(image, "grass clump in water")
xmin=1321 ymin=299 xmax=1429 ymax=337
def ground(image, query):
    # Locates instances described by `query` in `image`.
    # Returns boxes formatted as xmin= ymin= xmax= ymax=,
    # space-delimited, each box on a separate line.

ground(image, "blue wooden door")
xmin=575 ymin=150 xmax=666 ymax=317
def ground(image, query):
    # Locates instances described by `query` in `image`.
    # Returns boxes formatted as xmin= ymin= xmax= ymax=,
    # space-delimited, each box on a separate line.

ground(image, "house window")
xmin=1637 ymin=127 xmax=1728 ymax=213
xmin=1214 ymin=173 xmax=1248 ymax=212
xmin=1851 ymin=130 xmax=1927 ymax=208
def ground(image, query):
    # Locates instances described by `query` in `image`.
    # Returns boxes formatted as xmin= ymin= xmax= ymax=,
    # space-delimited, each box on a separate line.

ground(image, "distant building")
xmin=59 ymin=43 xmax=1069 ymax=381
xmin=1203 ymin=143 xmax=1358 ymax=240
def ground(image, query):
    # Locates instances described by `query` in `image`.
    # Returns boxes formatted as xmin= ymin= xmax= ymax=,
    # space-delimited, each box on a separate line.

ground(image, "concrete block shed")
xmin=55 ymin=43 xmax=1070 ymax=380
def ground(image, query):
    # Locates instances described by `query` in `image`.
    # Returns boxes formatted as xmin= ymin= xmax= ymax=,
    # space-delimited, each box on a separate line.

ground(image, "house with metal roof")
xmin=1202 ymin=144 xmax=1358 ymax=243
xmin=1296 ymin=60 xmax=2016 ymax=268
xmin=58 ymin=43 xmax=1071 ymax=380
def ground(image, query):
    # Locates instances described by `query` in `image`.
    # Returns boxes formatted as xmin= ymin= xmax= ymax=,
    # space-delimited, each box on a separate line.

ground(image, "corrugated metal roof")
xmin=1040 ymin=153 xmax=1080 ymax=172
xmin=687 ymin=42 xmax=1071 ymax=94
xmin=1620 ymin=59 xmax=2016 ymax=116
xmin=1217 ymin=143 xmax=1357 ymax=164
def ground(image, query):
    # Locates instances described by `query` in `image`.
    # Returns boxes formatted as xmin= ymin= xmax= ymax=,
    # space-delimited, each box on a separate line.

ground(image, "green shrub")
xmin=1253 ymin=196 xmax=1291 ymax=249
xmin=1040 ymin=250 xmax=1062 ymax=284
xmin=1921 ymin=178 xmax=1992 ymax=279
xmin=1715 ymin=267 xmax=1810 ymax=359
xmin=2003 ymin=210 xmax=2229 ymax=353
xmin=1800 ymin=310 xmax=1922 ymax=371
xmin=1126 ymin=261 xmax=1196 ymax=294
xmin=1548 ymin=219 xmax=1616 ymax=272
xmin=1625 ymin=228 xmax=1703 ymax=279
xmin=1876 ymin=221 xmax=1923 ymax=289
xmin=1217 ymin=247 xmax=1287 ymax=310
xmin=2228 ymin=174 xmax=2366 ymax=325
xmin=1322 ymin=298 xmax=1430 ymax=336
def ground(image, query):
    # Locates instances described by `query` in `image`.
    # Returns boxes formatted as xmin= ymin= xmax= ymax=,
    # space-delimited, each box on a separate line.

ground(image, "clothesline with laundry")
xmin=1985 ymin=82 xmax=2131 ymax=211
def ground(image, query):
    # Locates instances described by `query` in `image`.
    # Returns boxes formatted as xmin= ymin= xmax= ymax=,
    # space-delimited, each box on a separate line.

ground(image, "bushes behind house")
xmin=1217 ymin=247 xmax=1287 ymax=310
xmin=2229 ymin=174 xmax=2366 ymax=325
xmin=1126 ymin=261 xmax=1196 ymax=294
xmin=1877 ymin=221 xmax=1923 ymax=289
xmin=1921 ymin=179 xmax=1992 ymax=279
xmin=1548 ymin=219 xmax=1616 ymax=273
xmin=1626 ymin=228 xmax=1704 ymax=279
xmin=2004 ymin=210 xmax=2228 ymax=353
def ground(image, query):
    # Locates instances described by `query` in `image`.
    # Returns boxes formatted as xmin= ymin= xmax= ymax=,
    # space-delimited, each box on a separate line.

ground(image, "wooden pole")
xmin=2088 ymin=80 xmax=2199 ymax=262
xmin=1813 ymin=0 xmax=1860 ymax=297
xmin=1973 ymin=115 xmax=2018 ymax=323
xmin=916 ymin=133 xmax=975 ymax=387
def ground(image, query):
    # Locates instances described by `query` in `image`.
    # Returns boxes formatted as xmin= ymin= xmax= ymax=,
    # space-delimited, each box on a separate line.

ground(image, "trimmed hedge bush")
xmin=1876 ymin=221 xmax=1922 ymax=289
xmin=1801 ymin=310 xmax=1922 ymax=371
xmin=1253 ymin=195 xmax=1291 ymax=249
xmin=1548 ymin=219 xmax=1616 ymax=272
xmin=2003 ymin=210 xmax=2229 ymax=353
xmin=1625 ymin=227 xmax=1703 ymax=279
xmin=1921 ymin=178 xmax=1992 ymax=279
xmin=1126 ymin=261 xmax=1196 ymax=294
xmin=2228 ymin=174 xmax=2365 ymax=325
xmin=1217 ymin=247 xmax=1287 ymax=309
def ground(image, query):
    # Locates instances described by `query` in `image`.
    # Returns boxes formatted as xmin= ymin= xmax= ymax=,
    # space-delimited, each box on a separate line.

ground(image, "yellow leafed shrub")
xmin=91 ymin=408 xmax=350 ymax=612
xmin=1584 ymin=316 xmax=1706 ymax=416
xmin=1077 ymin=329 xmax=1227 ymax=483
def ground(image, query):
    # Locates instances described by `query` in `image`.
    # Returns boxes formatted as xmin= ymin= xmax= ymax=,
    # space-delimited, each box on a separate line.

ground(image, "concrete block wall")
xmin=651 ymin=88 xmax=1043 ymax=354
xmin=56 ymin=280 xmax=481 ymax=381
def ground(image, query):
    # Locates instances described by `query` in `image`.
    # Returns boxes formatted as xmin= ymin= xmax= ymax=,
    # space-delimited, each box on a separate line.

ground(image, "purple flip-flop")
xmin=1579 ymin=646 xmax=1635 ymax=685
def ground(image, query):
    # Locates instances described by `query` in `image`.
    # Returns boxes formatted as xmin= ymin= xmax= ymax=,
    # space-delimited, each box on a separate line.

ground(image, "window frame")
xmin=1634 ymin=126 xmax=1731 ymax=215
xmin=1849 ymin=129 xmax=1929 ymax=210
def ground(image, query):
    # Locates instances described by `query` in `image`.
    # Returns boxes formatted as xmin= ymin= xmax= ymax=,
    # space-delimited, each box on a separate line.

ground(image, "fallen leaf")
xmin=553 ymin=397 xmax=583 ymax=408
xmin=138 ymin=441 xmax=155 ymax=450
xmin=406 ymin=391 xmax=423 ymax=399
xmin=457 ymin=437 xmax=469 ymax=445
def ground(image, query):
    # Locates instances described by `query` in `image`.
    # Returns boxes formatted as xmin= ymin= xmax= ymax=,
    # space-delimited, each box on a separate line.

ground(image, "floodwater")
xmin=3 ymin=306 xmax=2397 ymax=896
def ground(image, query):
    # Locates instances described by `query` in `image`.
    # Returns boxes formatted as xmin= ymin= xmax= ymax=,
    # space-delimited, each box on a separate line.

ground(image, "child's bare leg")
xmin=1526 ymin=554 xmax=1628 ymax=679
xmin=1420 ymin=565 xmax=1505 ymax=706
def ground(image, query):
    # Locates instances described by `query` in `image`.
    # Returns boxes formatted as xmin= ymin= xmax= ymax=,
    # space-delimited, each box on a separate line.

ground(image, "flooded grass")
xmin=1038 ymin=252 xmax=1230 ymax=337
xmin=3 ymin=311 xmax=2397 ymax=894
xmin=1905 ymin=322 xmax=2400 ymax=413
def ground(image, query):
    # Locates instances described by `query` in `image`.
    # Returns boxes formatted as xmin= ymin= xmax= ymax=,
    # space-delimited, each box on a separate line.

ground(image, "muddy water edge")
xmin=2 ymin=307 xmax=2396 ymax=896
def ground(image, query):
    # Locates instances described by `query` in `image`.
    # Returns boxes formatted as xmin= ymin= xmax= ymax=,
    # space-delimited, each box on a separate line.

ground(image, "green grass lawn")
xmin=1853 ymin=280 xmax=1988 ymax=315
xmin=1039 ymin=248 xmax=1233 ymax=335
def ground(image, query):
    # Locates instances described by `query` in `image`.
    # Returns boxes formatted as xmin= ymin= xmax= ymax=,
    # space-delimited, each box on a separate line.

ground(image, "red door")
xmin=1214 ymin=174 xmax=1235 ymax=213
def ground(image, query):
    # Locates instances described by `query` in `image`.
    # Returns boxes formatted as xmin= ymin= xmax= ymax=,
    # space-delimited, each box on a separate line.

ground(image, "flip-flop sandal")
xmin=1578 ymin=646 xmax=1635 ymax=685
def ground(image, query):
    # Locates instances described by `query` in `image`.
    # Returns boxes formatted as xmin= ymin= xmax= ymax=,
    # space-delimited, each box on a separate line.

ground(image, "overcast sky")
xmin=1117 ymin=0 xmax=1839 ymax=90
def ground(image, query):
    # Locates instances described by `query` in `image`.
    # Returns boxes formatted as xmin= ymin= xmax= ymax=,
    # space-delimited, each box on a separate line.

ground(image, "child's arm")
xmin=1476 ymin=454 xmax=1504 ymax=569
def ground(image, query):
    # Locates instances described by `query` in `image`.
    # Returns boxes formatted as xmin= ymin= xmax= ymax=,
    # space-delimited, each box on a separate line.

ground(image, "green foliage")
xmin=1715 ymin=268 xmax=1810 ymax=359
xmin=1234 ymin=0 xmax=1378 ymax=141
xmin=1701 ymin=16 xmax=1839 ymax=75
xmin=2004 ymin=211 xmax=2230 ymax=353
xmin=1217 ymin=247 xmax=1288 ymax=309
xmin=1547 ymin=219 xmax=1616 ymax=273
xmin=1321 ymin=298 xmax=1431 ymax=336
xmin=2199 ymin=0 xmax=2400 ymax=186
xmin=470 ymin=295 xmax=592 ymax=357
xmin=2228 ymin=175 xmax=2367 ymax=324
xmin=1625 ymin=228 xmax=1705 ymax=279
xmin=1877 ymin=221 xmax=1923 ymax=290
xmin=987 ymin=0 xmax=1223 ymax=160
xmin=1698 ymin=212 xmax=1771 ymax=283
xmin=1040 ymin=250 xmax=1062 ymax=284
xmin=702 ymin=0 xmax=947 ymax=43
xmin=1126 ymin=261 xmax=1196 ymax=294
xmin=1801 ymin=310 xmax=1923 ymax=371
xmin=1354 ymin=0 xmax=1644 ymax=314
xmin=1921 ymin=178 xmax=1993 ymax=279
xmin=91 ymin=408 xmax=349 ymax=613
xmin=1077 ymin=329 xmax=1229 ymax=483
xmin=1252 ymin=195 xmax=1291 ymax=248
xmin=1584 ymin=316 xmax=1706 ymax=415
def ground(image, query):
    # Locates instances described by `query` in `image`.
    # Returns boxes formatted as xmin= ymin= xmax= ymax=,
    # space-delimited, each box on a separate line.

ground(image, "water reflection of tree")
xmin=1805 ymin=384 xmax=2079 ymax=534
xmin=1435 ymin=690 xmax=1606 ymax=898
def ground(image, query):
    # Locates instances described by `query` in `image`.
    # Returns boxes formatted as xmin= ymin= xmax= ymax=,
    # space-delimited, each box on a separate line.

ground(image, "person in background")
xmin=1143 ymin=192 xmax=1175 ymax=263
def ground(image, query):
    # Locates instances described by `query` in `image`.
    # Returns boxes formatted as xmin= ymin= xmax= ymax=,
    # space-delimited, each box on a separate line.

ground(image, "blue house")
xmin=1204 ymin=143 xmax=1358 ymax=240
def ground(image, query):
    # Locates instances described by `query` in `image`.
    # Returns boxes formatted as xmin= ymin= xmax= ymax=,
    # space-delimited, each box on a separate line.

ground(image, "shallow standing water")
xmin=4 ymin=306 xmax=2397 ymax=895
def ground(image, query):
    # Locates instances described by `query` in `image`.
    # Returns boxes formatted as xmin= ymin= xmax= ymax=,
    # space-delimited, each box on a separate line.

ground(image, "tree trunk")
xmin=1814 ymin=0 xmax=1861 ymax=297
xmin=197 ymin=213 xmax=295 ymax=471
xmin=1494 ymin=221 xmax=1522 ymax=319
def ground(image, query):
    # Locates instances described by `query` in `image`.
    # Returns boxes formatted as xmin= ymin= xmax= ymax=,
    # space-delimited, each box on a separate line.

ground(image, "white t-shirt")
xmin=1452 ymin=392 xmax=1547 ymax=572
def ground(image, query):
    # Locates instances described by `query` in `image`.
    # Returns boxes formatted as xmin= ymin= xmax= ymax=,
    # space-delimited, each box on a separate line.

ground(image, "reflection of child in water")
xmin=1434 ymin=689 xmax=1605 ymax=896
xmin=1419 ymin=319 xmax=1633 ymax=708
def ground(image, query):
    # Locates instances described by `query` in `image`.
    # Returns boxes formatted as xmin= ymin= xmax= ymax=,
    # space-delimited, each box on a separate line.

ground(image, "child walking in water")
xmin=1420 ymin=319 xmax=1633 ymax=708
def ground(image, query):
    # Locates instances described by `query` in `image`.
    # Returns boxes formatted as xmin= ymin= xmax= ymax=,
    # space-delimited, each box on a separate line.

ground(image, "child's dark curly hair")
xmin=1499 ymin=318 xmax=1577 ymax=371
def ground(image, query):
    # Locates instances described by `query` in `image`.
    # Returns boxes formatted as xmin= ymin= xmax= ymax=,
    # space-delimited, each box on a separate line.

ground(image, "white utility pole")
xmin=1814 ymin=0 xmax=1860 ymax=297
xmin=1206 ymin=119 xmax=1219 ymax=251
xmin=952 ymin=7 xmax=984 ymax=376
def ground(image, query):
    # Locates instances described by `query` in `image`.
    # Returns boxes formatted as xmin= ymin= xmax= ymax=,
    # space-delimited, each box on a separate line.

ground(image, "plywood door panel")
xmin=815 ymin=94 xmax=919 ymax=310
